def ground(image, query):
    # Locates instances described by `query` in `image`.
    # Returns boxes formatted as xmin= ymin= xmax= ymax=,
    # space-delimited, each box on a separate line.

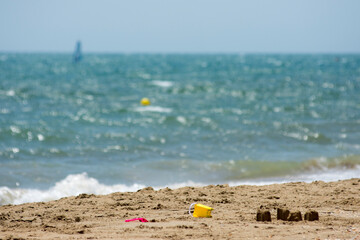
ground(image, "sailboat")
xmin=73 ymin=41 xmax=82 ymax=63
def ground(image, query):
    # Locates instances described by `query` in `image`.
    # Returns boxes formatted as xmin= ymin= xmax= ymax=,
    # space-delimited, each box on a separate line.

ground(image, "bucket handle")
xmin=188 ymin=202 xmax=196 ymax=216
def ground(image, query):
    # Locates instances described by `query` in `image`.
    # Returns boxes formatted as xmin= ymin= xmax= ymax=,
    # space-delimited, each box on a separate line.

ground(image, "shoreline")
xmin=1 ymin=178 xmax=360 ymax=239
xmin=2 ymin=166 xmax=360 ymax=206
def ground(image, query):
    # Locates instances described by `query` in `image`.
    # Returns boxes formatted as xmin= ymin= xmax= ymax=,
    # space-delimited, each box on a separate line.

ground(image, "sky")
xmin=1 ymin=0 xmax=360 ymax=53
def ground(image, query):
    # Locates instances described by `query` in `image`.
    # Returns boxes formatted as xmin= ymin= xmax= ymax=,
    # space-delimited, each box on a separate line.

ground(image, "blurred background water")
xmin=1 ymin=53 xmax=360 ymax=204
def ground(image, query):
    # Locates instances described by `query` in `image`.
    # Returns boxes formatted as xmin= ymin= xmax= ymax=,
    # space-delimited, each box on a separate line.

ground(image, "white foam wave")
xmin=0 ymin=173 xmax=208 ymax=206
xmin=1 ymin=168 xmax=360 ymax=205
xmin=134 ymin=106 xmax=172 ymax=113
xmin=0 ymin=173 xmax=145 ymax=205
xmin=151 ymin=80 xmax=173 ymax=88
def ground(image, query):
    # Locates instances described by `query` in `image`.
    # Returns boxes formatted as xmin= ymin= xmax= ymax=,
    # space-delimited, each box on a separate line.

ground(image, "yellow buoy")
xmin=140 ymin=98 xmax=151 ymax=106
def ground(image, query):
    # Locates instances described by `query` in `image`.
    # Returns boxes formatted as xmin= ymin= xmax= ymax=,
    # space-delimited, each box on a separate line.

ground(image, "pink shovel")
xmin=125 ymin=218 xmax=148 ymax=222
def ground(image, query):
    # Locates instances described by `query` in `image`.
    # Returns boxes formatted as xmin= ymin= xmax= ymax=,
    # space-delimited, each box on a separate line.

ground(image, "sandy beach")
xmin=1 ymin=178 xmax=359 ymax=240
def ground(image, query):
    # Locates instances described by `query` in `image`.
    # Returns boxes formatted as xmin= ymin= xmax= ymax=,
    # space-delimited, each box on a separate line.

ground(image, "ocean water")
xmin=0 ymin=53 xmax=360 ymax=205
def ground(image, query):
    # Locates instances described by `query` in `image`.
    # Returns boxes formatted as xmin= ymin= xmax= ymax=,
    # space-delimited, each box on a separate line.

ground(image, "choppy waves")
xmin=1 ymin=53 xmax=360 ymax=204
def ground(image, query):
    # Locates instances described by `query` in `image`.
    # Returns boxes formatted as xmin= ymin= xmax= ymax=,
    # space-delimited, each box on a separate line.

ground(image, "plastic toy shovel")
xmin=125 ymin=218 xmax=148 ymax=222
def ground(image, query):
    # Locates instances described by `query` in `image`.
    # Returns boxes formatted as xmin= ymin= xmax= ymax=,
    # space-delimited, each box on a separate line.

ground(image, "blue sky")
xmin=1 ymin=0 xmax=360 ymax=53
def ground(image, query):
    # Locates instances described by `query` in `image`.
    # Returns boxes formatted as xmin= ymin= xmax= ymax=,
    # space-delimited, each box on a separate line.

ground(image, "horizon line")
xmin=1 ymin=50 xmax=360 ymax=55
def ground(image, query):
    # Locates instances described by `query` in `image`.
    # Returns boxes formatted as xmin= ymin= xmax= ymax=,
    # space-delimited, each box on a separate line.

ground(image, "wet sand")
xmin=1 ymin=178 xmax=360 ymax=239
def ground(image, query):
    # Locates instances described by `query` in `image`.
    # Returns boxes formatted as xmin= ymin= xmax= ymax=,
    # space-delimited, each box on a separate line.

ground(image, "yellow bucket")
xmin=189 ymin=203 xmax=213 ymax=218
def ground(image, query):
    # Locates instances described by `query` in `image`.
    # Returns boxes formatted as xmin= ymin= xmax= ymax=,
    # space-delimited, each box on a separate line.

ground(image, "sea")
xmin=0 ymin=53 xmax=360 ymax=205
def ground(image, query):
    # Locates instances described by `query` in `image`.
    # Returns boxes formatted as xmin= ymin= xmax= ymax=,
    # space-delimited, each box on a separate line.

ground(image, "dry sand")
xmin=1 ymin=178 xmax=360 ymax=240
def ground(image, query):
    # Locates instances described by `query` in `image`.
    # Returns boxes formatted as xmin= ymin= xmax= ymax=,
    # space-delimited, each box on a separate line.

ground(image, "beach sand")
xmin=0 ymin=178 xmax=359 ymax=240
